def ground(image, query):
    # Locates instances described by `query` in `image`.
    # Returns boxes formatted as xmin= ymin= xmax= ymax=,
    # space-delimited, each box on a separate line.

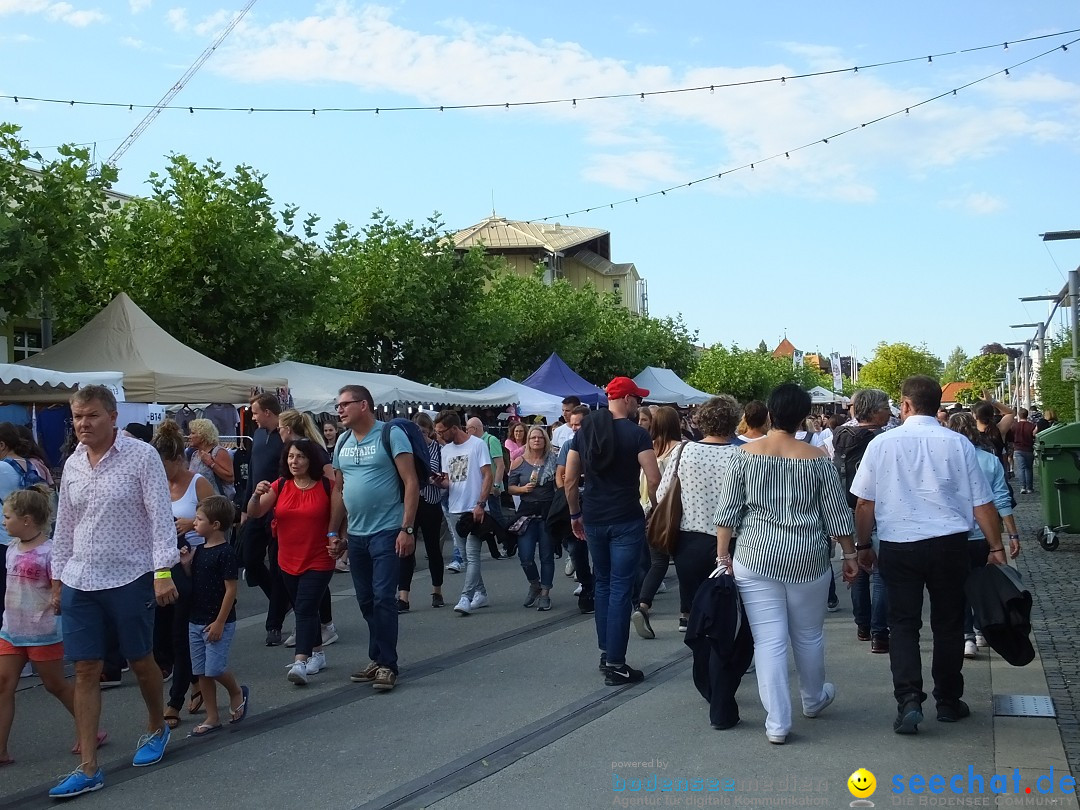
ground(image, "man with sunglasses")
xmin=564 ymin=377 xmax=660 ymax=686
xmin=328 ymin=386 xmax=418 ymax=692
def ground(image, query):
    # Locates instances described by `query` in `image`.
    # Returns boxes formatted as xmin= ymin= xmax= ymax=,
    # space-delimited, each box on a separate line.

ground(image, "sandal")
xmin=187 ymin=691 xmax=204 ymax=714
xmin=229 ymin=685 xmax=250 ymax=725
xmin=70 ymin=730 xmax=109 ymax=755
xmin=0 ymin=755 xmax=13 ymax=767
xmin=164 ymin=709 xmax=181 ymax=729
xmin=188 ymin=723 xmax=222 ymax=738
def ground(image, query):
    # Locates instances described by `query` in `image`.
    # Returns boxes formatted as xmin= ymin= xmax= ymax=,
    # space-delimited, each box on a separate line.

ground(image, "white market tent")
xmin=808 ymin=385 xmax=850 ymax=405
xmin=246 ymin=361 xmax=516 ymax=414
xmin=18 ymin=294 xmax=287 ymax=404
xmin=634 ymin=366 xmax=710 ymax=407
xmin=0 ymin=364 xmax=125 ymax=403
xmin=458 ymin=377 xmax=565 ymax=421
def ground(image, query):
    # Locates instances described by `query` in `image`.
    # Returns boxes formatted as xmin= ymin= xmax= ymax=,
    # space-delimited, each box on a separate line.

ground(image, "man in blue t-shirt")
xmin=565 ymin=377 xmax=659 ymax=687
xmin=329 ymin=385 xmax=418 ymax=693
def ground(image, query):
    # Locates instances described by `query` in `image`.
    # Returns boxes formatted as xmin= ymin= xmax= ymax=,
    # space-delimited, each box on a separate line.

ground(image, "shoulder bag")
xmin=646 ymin=441 xmax=687 ymax=555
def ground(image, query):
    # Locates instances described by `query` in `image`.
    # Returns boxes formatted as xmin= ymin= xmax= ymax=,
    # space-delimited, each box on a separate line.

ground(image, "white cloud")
xmin=129 ymin=0 xmax=150 ymax=12
xmin=204 ymin=4 xmax=1080 ymax=202
xmin=942 ymin=192 xmax=1006 ymax=215
xmin=120 ymin=35 xmax=145 ymax=49
xmin=194 ymin=9 xmax=233 ymax=37
xmin=0 ymin=0 xmax=105 ymax=25
xmin=165 ymin=6 xmax=187 ymax=31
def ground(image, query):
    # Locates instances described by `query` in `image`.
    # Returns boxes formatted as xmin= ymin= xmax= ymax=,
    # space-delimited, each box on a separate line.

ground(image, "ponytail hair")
xmin=5 ymin=483 xmax=55 ymax=528
xmin=151 ymin=420 xmax=186 ymax=463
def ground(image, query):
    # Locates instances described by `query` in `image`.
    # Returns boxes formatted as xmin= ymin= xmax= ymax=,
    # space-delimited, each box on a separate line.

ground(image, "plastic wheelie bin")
xmin=1034 ymin=421 xmax=1080 ymax=550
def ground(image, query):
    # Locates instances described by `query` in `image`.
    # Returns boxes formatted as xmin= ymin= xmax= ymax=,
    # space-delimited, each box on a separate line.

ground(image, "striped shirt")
xmin=714 ymin=452 xmax=854 ymax=583
xmin=420 ymin=438 xmax=442 ymax=505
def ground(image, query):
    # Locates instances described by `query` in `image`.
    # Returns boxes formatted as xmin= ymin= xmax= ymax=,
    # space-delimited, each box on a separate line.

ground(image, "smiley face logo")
xmin=848 ymin=768 xmax=876 ymax=798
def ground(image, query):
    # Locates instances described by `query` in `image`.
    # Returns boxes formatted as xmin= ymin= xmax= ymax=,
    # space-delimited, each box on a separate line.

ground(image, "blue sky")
xmin=3 ymin=1 xmax=1079 ymax=369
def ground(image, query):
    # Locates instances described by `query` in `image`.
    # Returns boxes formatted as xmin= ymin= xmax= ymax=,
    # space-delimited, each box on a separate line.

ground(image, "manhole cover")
xmin=993 ymin=694 xmax=1056 ymax=717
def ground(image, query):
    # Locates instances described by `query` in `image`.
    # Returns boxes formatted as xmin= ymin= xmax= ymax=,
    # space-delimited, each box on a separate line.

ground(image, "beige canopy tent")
xmin=18 ymin=293 xmax=287 ymax=403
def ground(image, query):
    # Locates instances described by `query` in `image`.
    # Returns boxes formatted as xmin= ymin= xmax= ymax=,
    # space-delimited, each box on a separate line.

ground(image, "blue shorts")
xmin=188 ymin=621 xmax=236 ymax=677
xmin=61 ymin=573 xmax=156 ymax=663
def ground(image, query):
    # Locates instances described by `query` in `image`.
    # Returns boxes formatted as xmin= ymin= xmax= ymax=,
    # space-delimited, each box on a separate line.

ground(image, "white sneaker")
xmin=334 ymin=557 xmax=350 ymax=573
xmin=657 ymin=580 xmax=668 ymax=594
xmin=803 ymin=682 xmax=836 ymax=718
xmin=287 ymin=660 xmax=308 ymax=685
xmin=565 ymin=558 xmax=575 ymax=577
xmin=470 ymin=592 xmax=489 ymax=610
xmin=305 ymin=651 xmax=326 ymax=675
xmin=573 ymin=583 xmax=583 ymax=596
xmin=20 ymin=662 xmax=34 ymax=678
xmin=446 ymin=560 xmax=463 ymax=573
xmin=284 ymin=632 xmax=297 ymax=648
xmin=964 ymin=640 xmax=977 ymax=659
xmin=975 ymin=633 xmax=988 ymax=648
xmin=321 ymin=623 xmax=339 ymax=646
xmin=453 ymin=595 xmax=472 ymax=615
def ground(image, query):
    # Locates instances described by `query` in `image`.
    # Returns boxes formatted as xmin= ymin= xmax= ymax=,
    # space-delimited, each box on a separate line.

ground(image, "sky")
xmin=2 ymin=1 xmax=1080 ymax=369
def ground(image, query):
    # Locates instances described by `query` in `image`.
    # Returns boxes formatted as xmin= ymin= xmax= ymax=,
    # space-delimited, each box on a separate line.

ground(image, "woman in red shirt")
xmin=248 ymin=439 xmax=336 ymax=686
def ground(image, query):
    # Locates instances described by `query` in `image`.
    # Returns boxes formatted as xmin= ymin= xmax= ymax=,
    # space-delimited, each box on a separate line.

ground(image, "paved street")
xmin=3 ymin=526 xmax=1077 ymax=809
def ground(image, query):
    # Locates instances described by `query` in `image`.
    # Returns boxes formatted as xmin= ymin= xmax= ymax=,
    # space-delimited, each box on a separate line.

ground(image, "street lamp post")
xmin=1039 ymin=231 xmax=1080 ymax=422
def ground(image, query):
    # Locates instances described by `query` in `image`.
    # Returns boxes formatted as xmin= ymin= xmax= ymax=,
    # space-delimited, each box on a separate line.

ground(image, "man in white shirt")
xmin=550 ymin=396 xmax=580 ymax=451
xmin=435 ymin=411 xmax=493 ymax=615
xmin=850 ymin=376 xmax=1004 ymax=736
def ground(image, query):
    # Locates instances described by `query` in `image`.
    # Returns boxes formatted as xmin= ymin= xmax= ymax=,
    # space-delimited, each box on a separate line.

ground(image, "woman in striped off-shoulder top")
xmin=714 ymin=384 xmax=858 ymax=745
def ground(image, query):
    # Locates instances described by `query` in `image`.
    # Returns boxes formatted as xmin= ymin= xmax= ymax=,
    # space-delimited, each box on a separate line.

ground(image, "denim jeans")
xmin=281 ymin=569 xmax=334 ymax=658
xmin=586 ymin=518 xmax=646 ymax=667
xmin=517 ymin=518 xmax=554 ymax=589
xmin=450 ymin=514 xmax=487 ymax=599
xmin=348 ymin=529 xmax=402 ymax=674
xmin=443 ymin=502 xmax=464 ymax=564
xmin=851 ymin=569 xmax=889 ymax=636
xmin=1014 ymin=450 xmax=1034 ymax=492
xmin=878 ymin=534 xmax=969 ymax=707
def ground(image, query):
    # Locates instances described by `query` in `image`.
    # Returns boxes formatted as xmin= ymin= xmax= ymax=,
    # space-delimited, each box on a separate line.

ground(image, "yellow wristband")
xmin=154 ymin=570 xmax=172 ymax=579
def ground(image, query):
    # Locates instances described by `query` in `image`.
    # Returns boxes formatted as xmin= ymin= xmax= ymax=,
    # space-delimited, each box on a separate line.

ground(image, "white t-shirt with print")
xmin=441 ymin=435 xmax=491 ymax=514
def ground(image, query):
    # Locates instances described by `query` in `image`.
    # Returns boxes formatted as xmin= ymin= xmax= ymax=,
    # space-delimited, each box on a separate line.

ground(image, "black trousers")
xmin=241 ymin=515 xmax=291 ymax=632
xmin=673 ymin=531 xmax=715 ymax=615
xmin=878 ymin=533 xmax=969 ymax=707
xmin=153 ymin=564 xmax=196 ymax=711
xmin=566 ymin=535 xmax=593 ymax=595
xmin=639 ymin=547 xmax=670 ymax=610
xmin=399 ymin=498 xmax=445 ymax=591
xmin=281 ymin=569 xmax=334 ymax=658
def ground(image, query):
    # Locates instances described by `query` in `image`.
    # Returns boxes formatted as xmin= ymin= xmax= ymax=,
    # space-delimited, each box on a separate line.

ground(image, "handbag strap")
xmin=670 ymin=440 xmax=689 ymax=480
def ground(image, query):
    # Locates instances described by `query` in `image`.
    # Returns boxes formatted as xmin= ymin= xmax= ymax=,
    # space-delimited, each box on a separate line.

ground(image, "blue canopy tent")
xmin=522 ymin=353 xmax=608 ymax=407
xmin=633 ymin=366 xmax=711 ymax=407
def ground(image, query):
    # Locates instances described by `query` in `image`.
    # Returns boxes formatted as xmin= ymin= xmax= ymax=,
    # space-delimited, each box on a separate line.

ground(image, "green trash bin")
xmin=1034 ymin=422 xmax=1080 ymax=550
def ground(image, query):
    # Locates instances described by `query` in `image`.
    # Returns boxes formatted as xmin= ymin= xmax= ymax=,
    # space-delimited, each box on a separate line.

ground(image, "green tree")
xmin=857 ymin=342 xmax=943 ymax=401
xmin=0 ymin=123 xmax=117 ymax=324
xmin=50 ymin=155 xmax=325 ymax=369
xmin=688 ymin=344 xmax=828 ymax=402
xmin=960 ymin=353 xmax=1007 ymax=395
xmin=942 ymin=346 xmax=969 ymax=384
xmin=1038 ymin=333 xmax=1076 ymax=422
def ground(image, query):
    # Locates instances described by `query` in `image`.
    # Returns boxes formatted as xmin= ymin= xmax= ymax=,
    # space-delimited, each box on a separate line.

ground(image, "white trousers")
xmin=733 ymin=559 xmax=831 ymax=737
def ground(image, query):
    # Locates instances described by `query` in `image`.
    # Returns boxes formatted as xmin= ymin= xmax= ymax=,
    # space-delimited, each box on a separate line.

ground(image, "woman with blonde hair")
xmin=507 ymin=426 xmax=558 ymax=611
xmin=187 ymin=419 xmax=235 ymax=499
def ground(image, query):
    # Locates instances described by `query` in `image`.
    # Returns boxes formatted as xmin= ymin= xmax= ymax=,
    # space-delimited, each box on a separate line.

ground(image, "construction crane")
xmin=105 ymin=0 xmax=258 ymax=167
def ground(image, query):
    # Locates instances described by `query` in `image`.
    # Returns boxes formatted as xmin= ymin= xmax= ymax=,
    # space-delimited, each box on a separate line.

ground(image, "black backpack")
xmin=832 ymin=425 xmax=880 ymax=509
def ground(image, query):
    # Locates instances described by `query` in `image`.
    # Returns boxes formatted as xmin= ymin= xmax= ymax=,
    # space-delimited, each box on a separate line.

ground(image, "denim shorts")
xmin=188 ymin=621 xmax=236 ymax=677
xmin=61 ymin=573 xmax=155 ymax=662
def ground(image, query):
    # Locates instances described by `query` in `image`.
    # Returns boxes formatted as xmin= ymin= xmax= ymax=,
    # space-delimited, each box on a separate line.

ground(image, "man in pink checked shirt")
xmin=47 ymin=385 xmax=180 ymax=799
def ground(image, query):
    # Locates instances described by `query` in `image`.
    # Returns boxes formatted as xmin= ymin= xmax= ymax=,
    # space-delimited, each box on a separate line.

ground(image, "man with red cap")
xmin=564 ymin=376 xmax=660 ymax=685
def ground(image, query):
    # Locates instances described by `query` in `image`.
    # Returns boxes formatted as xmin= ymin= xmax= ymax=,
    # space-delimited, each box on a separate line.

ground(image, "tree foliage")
xmin=857 ymin=342 xmax=943 ymax=401
xmin=960 ymin=353 xmax=1007 ymax=395
xmin=942 ymin=346 xmax=969 ymax=384
xmin=688 ymin=345 xmax=829 ymax=402
xmin=1038 ymin=332 xmax=1076 ymax=422
xmin=0 ymin=123 xmax=118 ymax=323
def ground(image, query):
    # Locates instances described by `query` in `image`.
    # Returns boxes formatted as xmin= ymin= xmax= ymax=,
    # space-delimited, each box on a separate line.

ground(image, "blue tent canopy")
xmin=522 ymin=353 xmax=608 ymax=406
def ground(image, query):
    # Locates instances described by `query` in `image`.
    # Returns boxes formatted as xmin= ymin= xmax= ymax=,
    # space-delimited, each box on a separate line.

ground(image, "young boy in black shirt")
xmin=182 ymin=496 xmax=249 ymax=736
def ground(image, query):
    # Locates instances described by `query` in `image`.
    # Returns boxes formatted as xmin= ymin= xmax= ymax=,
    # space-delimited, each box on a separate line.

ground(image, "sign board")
xmin=1062 ymin=358 xmax=1077 ymax=382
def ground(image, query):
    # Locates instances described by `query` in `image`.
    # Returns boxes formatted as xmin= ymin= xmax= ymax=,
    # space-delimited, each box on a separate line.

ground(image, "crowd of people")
xmin=0 ymin=370 xmax=1037 ymax=796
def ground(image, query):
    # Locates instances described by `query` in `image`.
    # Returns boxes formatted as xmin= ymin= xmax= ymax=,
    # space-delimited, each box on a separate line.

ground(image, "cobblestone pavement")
xmin=1012 ymin=487 xmax=1080 ymax=776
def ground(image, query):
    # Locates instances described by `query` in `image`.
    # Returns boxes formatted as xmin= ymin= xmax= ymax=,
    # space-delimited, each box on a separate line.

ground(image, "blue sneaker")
xmin=132 ymin=725 xmax=170 ymax=767
xmin=48 ymin=767 xmax=105 ymax=798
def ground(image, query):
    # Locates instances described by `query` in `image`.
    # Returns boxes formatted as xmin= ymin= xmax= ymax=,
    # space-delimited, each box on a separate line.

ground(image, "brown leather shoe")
xmin=857 ymin=625 xmax=871 ymax=642
xmin=350 ymin=661 xmax=380 ymax=683
xmin=871 ymin=634 xmax=889 ymax=654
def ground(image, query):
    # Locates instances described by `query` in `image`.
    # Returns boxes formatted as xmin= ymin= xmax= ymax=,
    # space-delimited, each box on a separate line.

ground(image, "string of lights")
xmin=530 ymin=37 xmax=1078 ymax=222
xmin=1 ymin=27 xmax=1077 ymax=117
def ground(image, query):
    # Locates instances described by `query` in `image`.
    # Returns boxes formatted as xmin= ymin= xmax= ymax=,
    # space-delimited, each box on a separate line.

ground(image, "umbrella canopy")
xmin=18 ymin=294 xmax=286 ymax=403
xmin=458 ymin=378 xmax=566 ymax=421
xmin=246 ymin=361 xmax=516 ymax=413
xmin=0 ymin=363 xmax=125 ymax=403
xmin=521 ymin=353 xmax=607 ymax=406
xmin=633 ymin=367 xmax=710 ymax=407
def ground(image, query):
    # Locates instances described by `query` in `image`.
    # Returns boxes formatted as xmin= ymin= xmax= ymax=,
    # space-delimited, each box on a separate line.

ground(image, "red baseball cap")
xmin=606 ymin=376 xmax=649 ymax=400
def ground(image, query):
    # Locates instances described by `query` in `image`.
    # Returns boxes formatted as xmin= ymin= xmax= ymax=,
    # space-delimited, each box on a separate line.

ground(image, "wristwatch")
xmin=399 ymin=526 xmax=415 ymax=535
